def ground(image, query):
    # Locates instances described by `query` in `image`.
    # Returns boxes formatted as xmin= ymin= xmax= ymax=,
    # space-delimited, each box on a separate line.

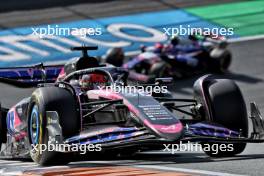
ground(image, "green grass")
xmin=185 ymin=1 xmax=264 ymax=36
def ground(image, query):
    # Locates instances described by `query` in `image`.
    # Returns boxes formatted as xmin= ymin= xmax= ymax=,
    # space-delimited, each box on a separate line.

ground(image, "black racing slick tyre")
xmin=27 ymin=87 xmax=79 ymax=165
xmin=219 ymin=51 xmax=232 ymax=73
xmin=210 ymin=49 xmax=232 ymax=73
xmin=149 ymin=62 xmax=170 ymax=78
xmin=195 ymin=77 xmax=248 ymax=157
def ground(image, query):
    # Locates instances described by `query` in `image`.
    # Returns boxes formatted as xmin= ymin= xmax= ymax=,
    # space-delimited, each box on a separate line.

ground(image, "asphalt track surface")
xmin=1 ymin=0 xmax=264 ymax=176
xmin=0 ymin=0 xmax=244 ymax=28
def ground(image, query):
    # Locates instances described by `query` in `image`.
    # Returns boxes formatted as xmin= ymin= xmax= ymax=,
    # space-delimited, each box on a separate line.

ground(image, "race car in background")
xmin=0 ymin=46 xmax=264 ymax=166
xmin=105 ymin=34 xmax=232 ymax=83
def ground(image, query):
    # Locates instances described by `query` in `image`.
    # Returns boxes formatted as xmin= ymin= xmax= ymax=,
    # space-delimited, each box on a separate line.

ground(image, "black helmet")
xmin=170 ymin=35 xmax=179 ymax=46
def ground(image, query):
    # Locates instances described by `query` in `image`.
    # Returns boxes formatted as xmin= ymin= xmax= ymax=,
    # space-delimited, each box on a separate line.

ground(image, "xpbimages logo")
xmin=31 ymin=25 xmax=102 ymax=38
xmin=31 ymin=137 xmax=102 ymax=155
xmin=163 ymin=25 xmax=234 ymax=38
xmin=96 ymin=84 xmax=168 ymax=96
xmin=163 ymin=141 xmax=234 ymax=154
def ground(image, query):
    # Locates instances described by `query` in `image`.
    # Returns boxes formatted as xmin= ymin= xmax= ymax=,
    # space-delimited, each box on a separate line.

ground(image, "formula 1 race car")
xmin=0 ymin=46 xmax=264 ymax=166
xmin=105 ymin=34 xmax=232 ymax=83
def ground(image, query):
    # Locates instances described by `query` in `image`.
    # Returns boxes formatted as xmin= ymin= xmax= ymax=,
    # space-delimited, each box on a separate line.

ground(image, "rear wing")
xmin=0 ymin=63 xmax=63 ymax=87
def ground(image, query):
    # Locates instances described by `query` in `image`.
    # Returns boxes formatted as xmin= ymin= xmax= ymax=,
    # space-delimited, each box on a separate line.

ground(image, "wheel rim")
xmin=30 ymin=105 xmax=40 ymax=145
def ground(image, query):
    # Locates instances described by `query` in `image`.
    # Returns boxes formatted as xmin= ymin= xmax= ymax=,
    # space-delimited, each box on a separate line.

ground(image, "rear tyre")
xmin=210 ymin=50 xmax=232 ymax=73
xmin=149 ymin=62 xmax=170 ymax=78
xmin=195 ymin=77 xmax=248 ymax=157
xmin=105 ymin=48 xmax=125 ymax=67
xmin=27 ymin=87 xmax=79 ymax=165
xmin=219 ymin=52 xmax=232 ymax=73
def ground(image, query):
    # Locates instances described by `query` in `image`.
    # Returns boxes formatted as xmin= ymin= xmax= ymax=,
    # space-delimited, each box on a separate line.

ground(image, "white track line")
xmin=0 ymin=160 xmax=23 ymax=164
xmin=27 ymin=165 xmax=69 ymax=171
xmin=4 ymin=162 xmax=36 ymax=166
xmin=135 ymin=165 xmax=248 ymax=176
xmin=0 ymin=166 xmax=69 ymax=175
xmin=0 ymin=169 xmax=22 ymax=176
xmin=228 ymin=35 xmax=264 ymax=43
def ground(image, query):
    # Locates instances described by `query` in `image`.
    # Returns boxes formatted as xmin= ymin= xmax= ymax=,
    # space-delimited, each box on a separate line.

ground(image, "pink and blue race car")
xmin=0 ymin=46 xmax=263 ymax=166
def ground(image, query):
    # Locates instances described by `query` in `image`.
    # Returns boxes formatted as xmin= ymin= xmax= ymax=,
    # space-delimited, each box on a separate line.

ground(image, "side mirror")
xmin=155 ymin=77 xmax=173 ymax=85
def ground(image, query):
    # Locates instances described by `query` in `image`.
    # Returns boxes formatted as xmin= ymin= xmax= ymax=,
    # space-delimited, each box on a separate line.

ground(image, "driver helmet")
xmin=80 ymin=74 xmax=108 ymax=90
xmin=153 ymin=43 xmax=164 ymax=53
xmin=80 ymin=74 xmax=91 ymax=90
xmin=170 ymin=35 xmax=180 ymax=46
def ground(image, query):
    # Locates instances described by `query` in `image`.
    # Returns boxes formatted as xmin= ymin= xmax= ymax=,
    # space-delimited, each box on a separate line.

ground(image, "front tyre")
xmin=194 ymin=77 xmax=248 ymax=157
xmin=27 ymin=87 xmax=79 ymax=165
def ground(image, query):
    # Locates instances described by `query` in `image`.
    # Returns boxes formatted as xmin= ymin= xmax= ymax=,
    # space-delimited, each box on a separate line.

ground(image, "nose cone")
xmin=144 ymin=120 xmax=184 ymax=141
